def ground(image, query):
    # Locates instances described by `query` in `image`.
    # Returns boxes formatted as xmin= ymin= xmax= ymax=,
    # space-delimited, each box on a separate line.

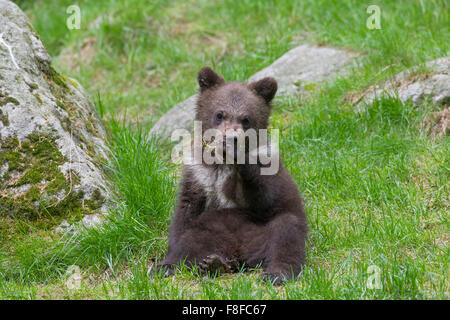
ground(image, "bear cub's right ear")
xmin=198 ymin=67 xmax=225 ymax=93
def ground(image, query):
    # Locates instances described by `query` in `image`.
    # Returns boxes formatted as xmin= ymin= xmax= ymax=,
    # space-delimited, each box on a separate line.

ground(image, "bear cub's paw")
xmin=198 ymin=254 xmax=240 ymax=275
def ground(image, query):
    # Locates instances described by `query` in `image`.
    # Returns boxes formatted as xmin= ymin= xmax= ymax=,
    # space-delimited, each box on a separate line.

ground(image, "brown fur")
xmin=158 ymin=67 xmax=308 ymax=284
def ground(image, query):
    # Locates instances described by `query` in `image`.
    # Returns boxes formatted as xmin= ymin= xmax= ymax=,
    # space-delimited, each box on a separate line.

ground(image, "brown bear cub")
xmin=158 ymin=67 xmax=307 ymax=284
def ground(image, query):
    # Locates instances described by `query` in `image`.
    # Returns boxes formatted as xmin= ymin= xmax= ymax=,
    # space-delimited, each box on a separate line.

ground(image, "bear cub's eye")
xmin=215 ymin=112 xmax=224 ymax=123
xmin=242 ymin=116 xmax=250 ymax=129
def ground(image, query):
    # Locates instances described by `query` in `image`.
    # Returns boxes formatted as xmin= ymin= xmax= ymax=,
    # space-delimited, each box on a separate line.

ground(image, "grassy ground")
xmin=0 ymin=0 xmax=448 ymax=299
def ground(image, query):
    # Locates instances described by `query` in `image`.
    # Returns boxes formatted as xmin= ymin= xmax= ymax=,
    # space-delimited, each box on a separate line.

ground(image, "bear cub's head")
xmin=196 ymin=67 xmax=277 ymax=143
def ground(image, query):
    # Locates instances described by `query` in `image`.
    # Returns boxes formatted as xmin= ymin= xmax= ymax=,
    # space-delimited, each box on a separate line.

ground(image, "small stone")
xmin=81 ymin=213 xmax=105 ymax=229
xmin=55 ymin=220 xmax=72 ymax=234
xmin=64 ymin=265 xmax=82 ymax=290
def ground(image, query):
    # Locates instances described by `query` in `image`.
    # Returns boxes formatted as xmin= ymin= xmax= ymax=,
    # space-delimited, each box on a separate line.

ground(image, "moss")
xmin=25 ymin=21 xmax=38 ymax=35
xmin=47 ymin=66 xmax=69 ymax=90
xmin=27 ymin=83 xmax=39 ymax=91
xmin=0 ymin=64 xmax=108 ymax=243
xmin=44 ymin=190 xmax=85 ymax=217
xmin=1 ymin=136 xmax=19 ymax=149
xmin=14 ymin=134 xmax=64 ymax=187
xmin=55 ymin=100 xmax=67 ymax=111
xmin=27 ymin=132 xmax=65 ymax=161
xmin=45 ymin=170 xmax=68 ymax=195
xmin=34 ymin=93 xmax=43 ymax=105
xmin=0 ymin=136 xmax=22 ymax=174
xmin=67 ymin=77 xmax=80 ymax=88
xmin=0 ymin=96 xmax=19 ymax=106
xmin=0 ymin=109 xmax=9 ymax=126
xmin=0 ymin=187 xmax=86 ymax=223
xmin=0 ymin=189 xmax=85 ymax=244
xmin=60 ymin=116 xmax=72 ymax=132
xmin=44 ymin=64 xmax=105 ymax=144
xmin=0 ymin=132 xmax=101 ymax=224
xmin=86 ymin=112 xmax=102 ymax=137
xmin=0 ymin=194 xmax=36 ymax=219
xmin=84 ymin=188 xmax=105 ymax=211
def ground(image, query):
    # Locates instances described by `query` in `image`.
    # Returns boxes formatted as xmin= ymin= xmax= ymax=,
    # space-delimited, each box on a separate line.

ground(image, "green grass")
xmin=0 ymin=0 xmax=448 ymax=299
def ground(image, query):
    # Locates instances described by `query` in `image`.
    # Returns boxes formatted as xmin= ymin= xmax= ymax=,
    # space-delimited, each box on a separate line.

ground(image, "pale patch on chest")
xmin=187 ymin=164 xmax=244 ymax=209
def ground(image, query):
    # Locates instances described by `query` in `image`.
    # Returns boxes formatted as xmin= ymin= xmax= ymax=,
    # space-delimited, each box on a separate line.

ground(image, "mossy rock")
xmin=0 ymin=0 xmax=111 ymax=241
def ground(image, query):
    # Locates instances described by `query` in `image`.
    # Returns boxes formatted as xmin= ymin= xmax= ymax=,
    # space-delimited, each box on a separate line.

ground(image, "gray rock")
xmin=54 ymin=220 xmax=71 ymax=234
xmin=81 ymin=212 xmax=105 ymax=229
xmin=149 ymin=45 xmax=358 ymax=142
xmin=55 ymin=213 xmax=107 ymax=234
xmin=356 ymin=57 xmax=450 ymax=108
xmin=149 ymin=95 xmax=198 ymax=143
xmin=248 ymin=45 xmax=358 ymax=95
xmin=0 ymin=0 xmax=110 ymax=222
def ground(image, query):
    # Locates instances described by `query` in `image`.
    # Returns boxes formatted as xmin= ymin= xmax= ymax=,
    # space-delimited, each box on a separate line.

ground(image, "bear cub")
xmin=158 ymin=67 xmax=307 ymax=284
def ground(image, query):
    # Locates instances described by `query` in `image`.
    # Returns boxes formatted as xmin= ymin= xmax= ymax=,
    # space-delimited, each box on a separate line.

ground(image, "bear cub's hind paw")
xmin=198 ymin=254 xmax=239 ymax=275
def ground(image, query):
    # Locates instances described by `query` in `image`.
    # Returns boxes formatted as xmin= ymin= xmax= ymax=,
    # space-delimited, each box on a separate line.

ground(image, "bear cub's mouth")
xmin=203 ymin=135 xmax=247 ymax=162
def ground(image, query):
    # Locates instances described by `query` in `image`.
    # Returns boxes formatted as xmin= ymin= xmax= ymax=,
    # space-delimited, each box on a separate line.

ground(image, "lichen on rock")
xmin=0 ymin=0 xmax=111 ymax=239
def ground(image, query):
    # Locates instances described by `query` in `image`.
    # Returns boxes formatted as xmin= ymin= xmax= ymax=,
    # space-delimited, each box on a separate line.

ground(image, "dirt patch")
xmin=423 ymin=107 xmax=450 ymax=137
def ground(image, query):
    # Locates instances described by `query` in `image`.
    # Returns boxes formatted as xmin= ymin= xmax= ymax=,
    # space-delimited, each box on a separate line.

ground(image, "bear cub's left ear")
xmin=249 ymin=77 xmax=278 ymax=103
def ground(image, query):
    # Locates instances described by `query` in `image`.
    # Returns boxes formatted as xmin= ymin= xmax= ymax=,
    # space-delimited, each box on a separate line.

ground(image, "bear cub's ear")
xmin=198 ymin=67 xmax=225 ymax=93
xmin=249 ymin=77 xmax=278 ymax=103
